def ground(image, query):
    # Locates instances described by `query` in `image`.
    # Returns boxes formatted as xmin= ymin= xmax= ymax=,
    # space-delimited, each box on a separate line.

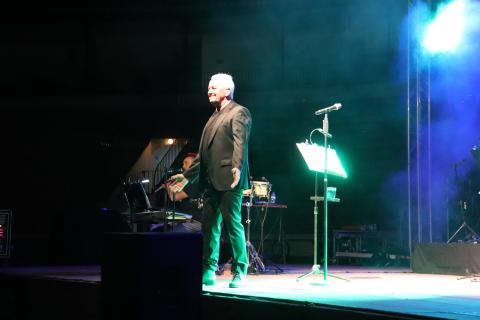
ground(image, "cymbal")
xmin=127 ymin=209 xmax=191 ymax=223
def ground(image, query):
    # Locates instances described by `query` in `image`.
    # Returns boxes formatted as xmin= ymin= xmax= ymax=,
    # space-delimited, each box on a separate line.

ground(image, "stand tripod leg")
xmin=447 ymin=221 xmax=479 ymax=243
xmin=263 ymin=257 xmax=284 ymax=274
xmin=447 ymin=222 xmax=466 ymax=243
xmin=457 ymin=273 xmax=480 ymax=281
xmin=297 ymin=264 xmax=350 ymax=282
xmin=465 ymin=224 xmax=479 ymax=238
xmin=297 ymin=265 xmax=321 ymax=281
xmin=327 ymin=273 xmax=350 ymax=282
xmin=247 ymin=241 xmax=265 ymax=274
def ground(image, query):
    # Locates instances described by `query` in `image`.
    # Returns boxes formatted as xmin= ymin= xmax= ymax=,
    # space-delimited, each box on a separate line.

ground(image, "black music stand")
xmin=296 ymin=119 xmax=347 ymax=283
xmin=124 ymin=182 xmax=163 ymax=232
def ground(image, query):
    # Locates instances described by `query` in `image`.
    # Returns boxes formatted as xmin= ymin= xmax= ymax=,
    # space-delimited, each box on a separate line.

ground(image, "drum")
xmin=252 ymin=181 xmax=271 ymax=198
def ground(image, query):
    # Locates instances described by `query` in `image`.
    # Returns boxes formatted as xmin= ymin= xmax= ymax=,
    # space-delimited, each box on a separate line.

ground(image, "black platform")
xmin=412 ymin=242 xmax=480 ymax=275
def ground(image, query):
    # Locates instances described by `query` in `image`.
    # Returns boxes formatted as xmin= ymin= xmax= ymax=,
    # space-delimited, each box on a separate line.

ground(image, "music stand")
xmin=124 ymin=182 xmax=163 ymax=232
xmin=296 ymin=135 xmax=347 ymax=283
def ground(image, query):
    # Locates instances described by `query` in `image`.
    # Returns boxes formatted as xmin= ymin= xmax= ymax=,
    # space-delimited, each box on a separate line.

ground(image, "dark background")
xmin=0 ymin=0 xmax=408 ymax=265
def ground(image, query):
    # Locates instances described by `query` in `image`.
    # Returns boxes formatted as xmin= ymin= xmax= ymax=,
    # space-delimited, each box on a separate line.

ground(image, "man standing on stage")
xmin=171 ymin=73 xmax=251 ymax=288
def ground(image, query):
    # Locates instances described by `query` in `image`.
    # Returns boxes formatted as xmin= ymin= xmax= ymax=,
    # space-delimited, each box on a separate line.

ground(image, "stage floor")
xmin=205 ymin=265 xmax=480 ymax=320
xmin=1 ymin=264 xmax=480 ymax=319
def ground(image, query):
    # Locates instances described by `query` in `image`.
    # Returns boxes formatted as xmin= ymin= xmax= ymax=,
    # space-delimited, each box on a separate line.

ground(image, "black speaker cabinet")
xmin=0 ymin=210 xmax=12 ymax=258
xmin=102 ymin=232 xmax=202 ymax=320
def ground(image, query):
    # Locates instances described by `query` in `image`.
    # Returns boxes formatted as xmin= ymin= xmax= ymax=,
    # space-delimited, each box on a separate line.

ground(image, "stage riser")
xmin=412 ymin=243 xmax=480 ymax=275
xmin=102 ymin=232 xmax=202 ymax=320
xmin=0 ymin=275 xmax=100 ymax=320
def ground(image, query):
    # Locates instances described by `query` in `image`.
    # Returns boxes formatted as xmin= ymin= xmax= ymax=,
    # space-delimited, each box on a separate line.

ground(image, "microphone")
xmin=167 ymin=168 xmax=183 ymax=175
xmin=314 ymin=103 xmax=342 ymax=116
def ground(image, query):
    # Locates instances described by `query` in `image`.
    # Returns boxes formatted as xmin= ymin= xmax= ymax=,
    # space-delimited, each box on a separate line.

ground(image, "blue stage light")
xmin=422 ymin=0 xmax=465 ymax=53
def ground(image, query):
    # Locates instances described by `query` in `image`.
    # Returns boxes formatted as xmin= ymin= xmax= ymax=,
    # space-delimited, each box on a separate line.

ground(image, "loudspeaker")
xmin=0 ymin=209 xmax=12 ymax=258
xmin=102 ymin=232 xmax=202 ymax=320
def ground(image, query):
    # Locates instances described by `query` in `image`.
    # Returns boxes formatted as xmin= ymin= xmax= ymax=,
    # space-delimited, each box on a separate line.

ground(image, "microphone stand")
xmin=163 ymin=184 xmax=168 ymax=232
xmin=297 ymin=113 xmax=347 ymax=283
xmin=171 ymin=191 xmax=176 ymax=231
xmin=322 ymin=114 xmax=330 ymax=280
xmin=245 ymin=179 xmax=266 ymax=274
xmin=447 ymin=162 xmax=479 ymax=243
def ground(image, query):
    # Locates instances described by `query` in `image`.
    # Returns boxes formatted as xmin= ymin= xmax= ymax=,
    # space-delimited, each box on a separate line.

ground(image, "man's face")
xmin=182 ymin=156 xmax=194 ymax=171
xmin=207 ymin=80 xmax=230 ymax=106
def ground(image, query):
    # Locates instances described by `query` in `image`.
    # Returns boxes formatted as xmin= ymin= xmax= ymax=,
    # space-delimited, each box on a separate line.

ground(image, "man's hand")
xmin=231 ymin=168 xmax=241 ymax=189
xmin=170 ymin=173 xmax=185 ymax=182
xmin=168 ymin=174 xmax=189 ymax=194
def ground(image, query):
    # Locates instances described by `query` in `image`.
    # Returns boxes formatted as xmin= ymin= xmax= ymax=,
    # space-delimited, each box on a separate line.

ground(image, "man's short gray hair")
xmin=210 ymin=73 xmax=235 ymax=99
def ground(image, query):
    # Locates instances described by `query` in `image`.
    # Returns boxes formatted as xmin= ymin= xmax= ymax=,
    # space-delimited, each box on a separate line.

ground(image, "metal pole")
xmin=314 ymin=172 xmax=318 ymax=267
xmin=416 ymin=42 xmax=422 ymax=244
xmin=428 ymin=54 xmax=433 ymax=242
xmin=323 ymin=114 xmax=329 ymax=281
xmin=407 ymin=0 xmax=413 ymax=255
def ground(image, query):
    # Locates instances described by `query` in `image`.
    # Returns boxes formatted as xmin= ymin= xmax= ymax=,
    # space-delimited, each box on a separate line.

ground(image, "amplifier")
xmin=0 ymin=210 xmax=12 ymax=257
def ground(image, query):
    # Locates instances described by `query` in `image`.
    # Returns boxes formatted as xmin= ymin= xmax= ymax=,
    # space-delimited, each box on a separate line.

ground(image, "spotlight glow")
xmin=423 ymin=0 xmax=465 ymax=53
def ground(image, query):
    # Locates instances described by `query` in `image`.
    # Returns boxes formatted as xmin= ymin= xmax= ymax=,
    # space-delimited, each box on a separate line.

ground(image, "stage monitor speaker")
xmin=0 ymin=209 xmax=12 ymax=258
xmin=102 ymin=232 xmax=202 ymax=320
